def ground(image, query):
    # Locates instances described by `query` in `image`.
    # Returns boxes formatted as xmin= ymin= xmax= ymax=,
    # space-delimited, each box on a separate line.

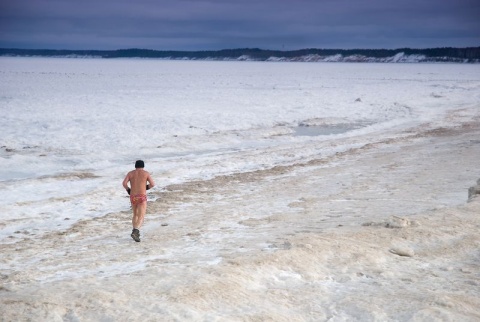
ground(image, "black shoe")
xmin=131 ymin=229 xmax=140 ymax=242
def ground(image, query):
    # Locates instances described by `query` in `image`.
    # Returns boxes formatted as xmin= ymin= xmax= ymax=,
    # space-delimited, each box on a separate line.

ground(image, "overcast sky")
xmin=1 ymin=0 xmax=479 ymax=51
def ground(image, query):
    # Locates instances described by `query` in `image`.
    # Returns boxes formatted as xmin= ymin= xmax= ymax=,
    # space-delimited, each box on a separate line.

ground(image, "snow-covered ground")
xmin=1 ymin=57 xmax=479 ymax=321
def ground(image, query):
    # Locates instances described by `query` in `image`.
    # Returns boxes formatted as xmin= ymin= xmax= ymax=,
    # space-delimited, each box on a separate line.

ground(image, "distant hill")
xmin=1 ymin=47 xmax=479 ymax=63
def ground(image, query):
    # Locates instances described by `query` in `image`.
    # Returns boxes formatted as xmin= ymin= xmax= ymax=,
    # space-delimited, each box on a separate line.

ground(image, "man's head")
xmin=135 ymin=160 xmax=145 ymax=168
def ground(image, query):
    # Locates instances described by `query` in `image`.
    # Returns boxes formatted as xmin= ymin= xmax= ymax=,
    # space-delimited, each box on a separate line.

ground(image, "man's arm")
xmin=146 ymin=173 xmax=155 ymax=190
xmin=122 ymin=173 xmax=131 ymax=194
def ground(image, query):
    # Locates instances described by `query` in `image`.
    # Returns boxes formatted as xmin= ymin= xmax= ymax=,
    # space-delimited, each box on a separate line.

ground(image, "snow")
xmin=265 ymin=53 xmax=430 ymax=63
xmin=1 ymin=57 xmax=479 ymax=321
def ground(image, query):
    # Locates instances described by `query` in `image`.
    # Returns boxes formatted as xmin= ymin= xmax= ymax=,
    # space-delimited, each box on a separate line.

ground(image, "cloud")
xmin=0 ymin=0 xmax=478 ymax=50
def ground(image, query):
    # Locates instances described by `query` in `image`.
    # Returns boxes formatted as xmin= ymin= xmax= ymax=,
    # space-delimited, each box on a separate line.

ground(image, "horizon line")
xmin=1 ymin=46 xmax=480 ymax=52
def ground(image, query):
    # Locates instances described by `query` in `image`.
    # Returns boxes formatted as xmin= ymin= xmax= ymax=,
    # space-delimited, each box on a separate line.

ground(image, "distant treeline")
xmin=1 ymin=47 xmax=479 ymax=62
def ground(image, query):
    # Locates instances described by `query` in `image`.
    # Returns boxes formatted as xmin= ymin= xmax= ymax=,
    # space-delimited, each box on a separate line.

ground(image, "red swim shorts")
xmin=130 ymin=194 xmax=147 ymax=205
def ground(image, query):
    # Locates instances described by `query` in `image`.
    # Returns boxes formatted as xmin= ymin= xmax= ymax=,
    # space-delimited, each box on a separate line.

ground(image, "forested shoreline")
xmin=1 ymin=47 xmax=479 ymax=62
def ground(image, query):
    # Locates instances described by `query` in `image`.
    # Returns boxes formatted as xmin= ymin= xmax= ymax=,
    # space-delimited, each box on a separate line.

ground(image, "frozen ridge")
xmin=266 ymin=52 xmax=431 ymax=63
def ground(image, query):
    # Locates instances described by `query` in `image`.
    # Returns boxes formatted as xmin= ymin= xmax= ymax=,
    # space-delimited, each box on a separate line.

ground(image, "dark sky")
xmin=1 ymin=0 xmax=479 ymax=50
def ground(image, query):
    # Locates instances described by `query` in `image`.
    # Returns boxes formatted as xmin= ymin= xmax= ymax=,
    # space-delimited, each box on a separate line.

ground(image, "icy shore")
xmin=2 ymin=117 xmax=480 ymax=321
xmin=1 ymin=58 xmax=479 ymax=320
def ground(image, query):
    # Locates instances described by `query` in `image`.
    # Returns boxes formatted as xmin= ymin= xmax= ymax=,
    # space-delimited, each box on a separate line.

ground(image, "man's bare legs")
xmin=132 ymin=202 xmax=146 ymax=229
xmin=131 ymin=202 xmax=146 ymax=242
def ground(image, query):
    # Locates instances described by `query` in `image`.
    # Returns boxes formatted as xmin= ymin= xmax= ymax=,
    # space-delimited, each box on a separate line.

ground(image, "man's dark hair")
xmin=135 ymin=160 xmax=145 ymax=168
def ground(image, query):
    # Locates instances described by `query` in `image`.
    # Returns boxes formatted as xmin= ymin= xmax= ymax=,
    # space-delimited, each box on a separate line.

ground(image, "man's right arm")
xmin=122 ymin=173 xmax=131 ymax=194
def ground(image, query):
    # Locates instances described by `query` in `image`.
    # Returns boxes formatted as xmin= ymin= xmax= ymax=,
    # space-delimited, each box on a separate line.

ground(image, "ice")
xmin=1 ymin=57 xmax=480 ymax=320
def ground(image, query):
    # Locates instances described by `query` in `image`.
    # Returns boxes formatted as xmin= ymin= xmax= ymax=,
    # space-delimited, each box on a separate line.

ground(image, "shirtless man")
xmin=122 ymin=160 xmax=155 ymax=242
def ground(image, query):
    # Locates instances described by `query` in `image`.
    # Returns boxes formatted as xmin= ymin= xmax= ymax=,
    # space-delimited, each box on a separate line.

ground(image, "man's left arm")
xmin=146 ymin=173 xmax=155 ymax=190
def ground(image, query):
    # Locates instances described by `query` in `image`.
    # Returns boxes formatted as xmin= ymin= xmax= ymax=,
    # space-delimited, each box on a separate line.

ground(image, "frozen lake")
xmin=1 ymin=57 xmax=479 ymax=320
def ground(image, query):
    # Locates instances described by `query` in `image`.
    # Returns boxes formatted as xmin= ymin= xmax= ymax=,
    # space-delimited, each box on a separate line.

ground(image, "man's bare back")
xmin=123 ymin=169 xmax=155 ymax=195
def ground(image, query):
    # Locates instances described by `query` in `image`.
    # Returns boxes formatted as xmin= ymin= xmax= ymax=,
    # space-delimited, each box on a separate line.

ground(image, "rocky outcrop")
xmin=468 ymin=179 xmax=480 ymax=201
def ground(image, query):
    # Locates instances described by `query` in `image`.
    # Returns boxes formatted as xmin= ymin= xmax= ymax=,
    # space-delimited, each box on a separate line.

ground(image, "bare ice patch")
xmin=293 ymin=118 xmax=371 ymax=137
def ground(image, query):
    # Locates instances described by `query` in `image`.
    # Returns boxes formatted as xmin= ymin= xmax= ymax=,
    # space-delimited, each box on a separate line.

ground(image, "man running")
xmin=122 ymin=160 xmax=155 ymax=242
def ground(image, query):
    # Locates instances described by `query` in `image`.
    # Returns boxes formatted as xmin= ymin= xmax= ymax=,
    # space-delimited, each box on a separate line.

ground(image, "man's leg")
xmin=131 ymin=202 xmax=147 ymax=242
xmin=131 ymin=204 xmax=138 ymax=229
xmin=132 ymin=202 xmax=146 ymax=229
